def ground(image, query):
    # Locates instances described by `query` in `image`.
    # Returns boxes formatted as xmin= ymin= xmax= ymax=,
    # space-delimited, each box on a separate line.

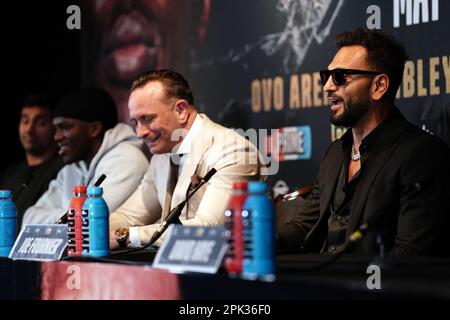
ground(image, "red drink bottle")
xmin=67 ymin=185 xmax=87 ymax=257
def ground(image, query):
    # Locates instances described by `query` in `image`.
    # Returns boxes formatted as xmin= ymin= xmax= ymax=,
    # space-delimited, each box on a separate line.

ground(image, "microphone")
xmin=298 ymin=181 xmax=424 ymax=271
xmin=348 ymin=207 xmax=390 ymax=246
xmin=148 ymin=168 xmax=217 ymax=245
xmin=55 ymin=174 xmax=107 ymax=224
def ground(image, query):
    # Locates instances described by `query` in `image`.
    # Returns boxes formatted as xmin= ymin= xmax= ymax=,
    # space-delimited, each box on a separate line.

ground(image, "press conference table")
xmin=1 ymin=251 xmax=450 ymax=299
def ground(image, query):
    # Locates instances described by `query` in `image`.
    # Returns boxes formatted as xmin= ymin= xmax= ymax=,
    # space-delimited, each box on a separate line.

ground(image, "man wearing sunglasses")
xmin=277 ymin=28 xmax=450 ymax=257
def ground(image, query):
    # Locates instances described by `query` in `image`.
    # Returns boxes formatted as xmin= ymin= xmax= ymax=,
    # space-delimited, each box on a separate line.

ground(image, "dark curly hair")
xmin=336 ymin=28 xmax=408 ymax=100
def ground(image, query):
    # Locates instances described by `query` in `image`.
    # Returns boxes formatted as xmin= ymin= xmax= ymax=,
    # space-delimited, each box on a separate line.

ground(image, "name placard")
xmin=153 ymin=225 xmax=227 ymax=274
xmin=9 ymin=224 xmax=67 ymax=261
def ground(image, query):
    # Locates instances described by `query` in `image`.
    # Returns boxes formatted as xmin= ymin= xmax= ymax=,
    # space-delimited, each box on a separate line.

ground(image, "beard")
xmin=330 ymin=95 xmax=370 ymax=127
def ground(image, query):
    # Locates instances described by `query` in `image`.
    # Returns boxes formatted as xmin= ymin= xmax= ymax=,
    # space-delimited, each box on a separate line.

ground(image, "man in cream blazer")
xmin=110 ymin=69 xmax=263 ymax=248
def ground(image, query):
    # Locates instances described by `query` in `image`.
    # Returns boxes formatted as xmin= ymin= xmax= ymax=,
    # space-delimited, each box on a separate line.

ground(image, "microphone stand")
xmin=144 ymin=168 xmax=217 ymax=249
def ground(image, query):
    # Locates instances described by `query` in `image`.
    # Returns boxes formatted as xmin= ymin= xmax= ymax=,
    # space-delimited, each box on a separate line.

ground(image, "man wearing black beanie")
xmin=22 ymin=87 xmax=149 ymax=226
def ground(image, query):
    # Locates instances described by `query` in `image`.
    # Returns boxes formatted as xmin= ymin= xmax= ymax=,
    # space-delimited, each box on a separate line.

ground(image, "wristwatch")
xmin=114 ymin=228 xmax=129 ymax=249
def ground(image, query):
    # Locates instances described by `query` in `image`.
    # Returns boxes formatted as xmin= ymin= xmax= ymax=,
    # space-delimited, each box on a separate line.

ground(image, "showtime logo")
xmin=264 ymin=126 xmax=312 ymax=162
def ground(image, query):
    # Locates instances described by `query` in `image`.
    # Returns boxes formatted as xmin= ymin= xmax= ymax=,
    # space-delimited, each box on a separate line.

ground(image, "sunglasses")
xmin=319 ymin=68 xmax=382 ymax=86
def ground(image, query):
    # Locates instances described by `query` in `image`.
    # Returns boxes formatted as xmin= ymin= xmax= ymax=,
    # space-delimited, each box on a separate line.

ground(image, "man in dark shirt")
xmin=0 ymin=93 xmax=64 ymax=226
xmin=277 ymin=28 xmax=450 ymax=257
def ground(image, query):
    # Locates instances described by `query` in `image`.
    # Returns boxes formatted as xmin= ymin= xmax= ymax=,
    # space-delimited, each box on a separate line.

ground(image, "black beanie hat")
xmin=54 ymin=87 xmax=118 ymax=131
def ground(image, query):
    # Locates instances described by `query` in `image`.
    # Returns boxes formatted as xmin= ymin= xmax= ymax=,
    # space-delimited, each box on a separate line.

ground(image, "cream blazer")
xmin=110 ymin=114 xmax=263 ymax=245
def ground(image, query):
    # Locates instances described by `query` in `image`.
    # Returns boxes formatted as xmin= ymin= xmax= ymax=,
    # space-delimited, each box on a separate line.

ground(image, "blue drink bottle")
xmin=83 ymin=186 xmax=109 ymax=257
xmin=0 ymin=190 xmax=17 ymax=257
xmin=242 ymin=181 xmax=276 ymax=281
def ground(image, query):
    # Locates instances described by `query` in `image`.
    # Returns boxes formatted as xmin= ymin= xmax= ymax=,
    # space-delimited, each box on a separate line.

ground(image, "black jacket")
xmin=277 ymin=108 xmax=450 ymax=257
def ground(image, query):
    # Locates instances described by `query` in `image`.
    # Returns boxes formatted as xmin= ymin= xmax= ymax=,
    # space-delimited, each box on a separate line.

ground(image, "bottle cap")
xmin=87 ymin=186 xmax=103 ymax=196
xmin=248 ymin=181 xmax=268 ymax=193
xmin=72 ymin=185 xmax=87 ymax=194
xmin=0 ymin=190 xmax=12 ymax=198
xmin=232 ymin=181 xmax=248 ymax=191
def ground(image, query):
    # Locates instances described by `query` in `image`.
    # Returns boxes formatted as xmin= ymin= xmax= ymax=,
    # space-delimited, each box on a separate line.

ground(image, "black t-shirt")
xmin=0 ymin=156 xmax=64 ymax=227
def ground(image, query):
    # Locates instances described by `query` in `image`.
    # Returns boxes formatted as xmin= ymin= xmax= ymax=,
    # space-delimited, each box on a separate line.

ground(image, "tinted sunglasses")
xmin=319 ymin=68 xmax=381 ymax=86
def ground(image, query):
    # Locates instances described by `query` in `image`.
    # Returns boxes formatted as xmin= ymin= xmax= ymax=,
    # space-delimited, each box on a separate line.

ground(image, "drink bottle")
xmin=224 ymin=181 xmax=248 ymax=274
xmin=83 ymin=186 xmax=109 ymax=257
xmin=67 ymin=185 xmax=87 ymax=257
xmin=242 ymin=181 xmax=276 ymax=281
